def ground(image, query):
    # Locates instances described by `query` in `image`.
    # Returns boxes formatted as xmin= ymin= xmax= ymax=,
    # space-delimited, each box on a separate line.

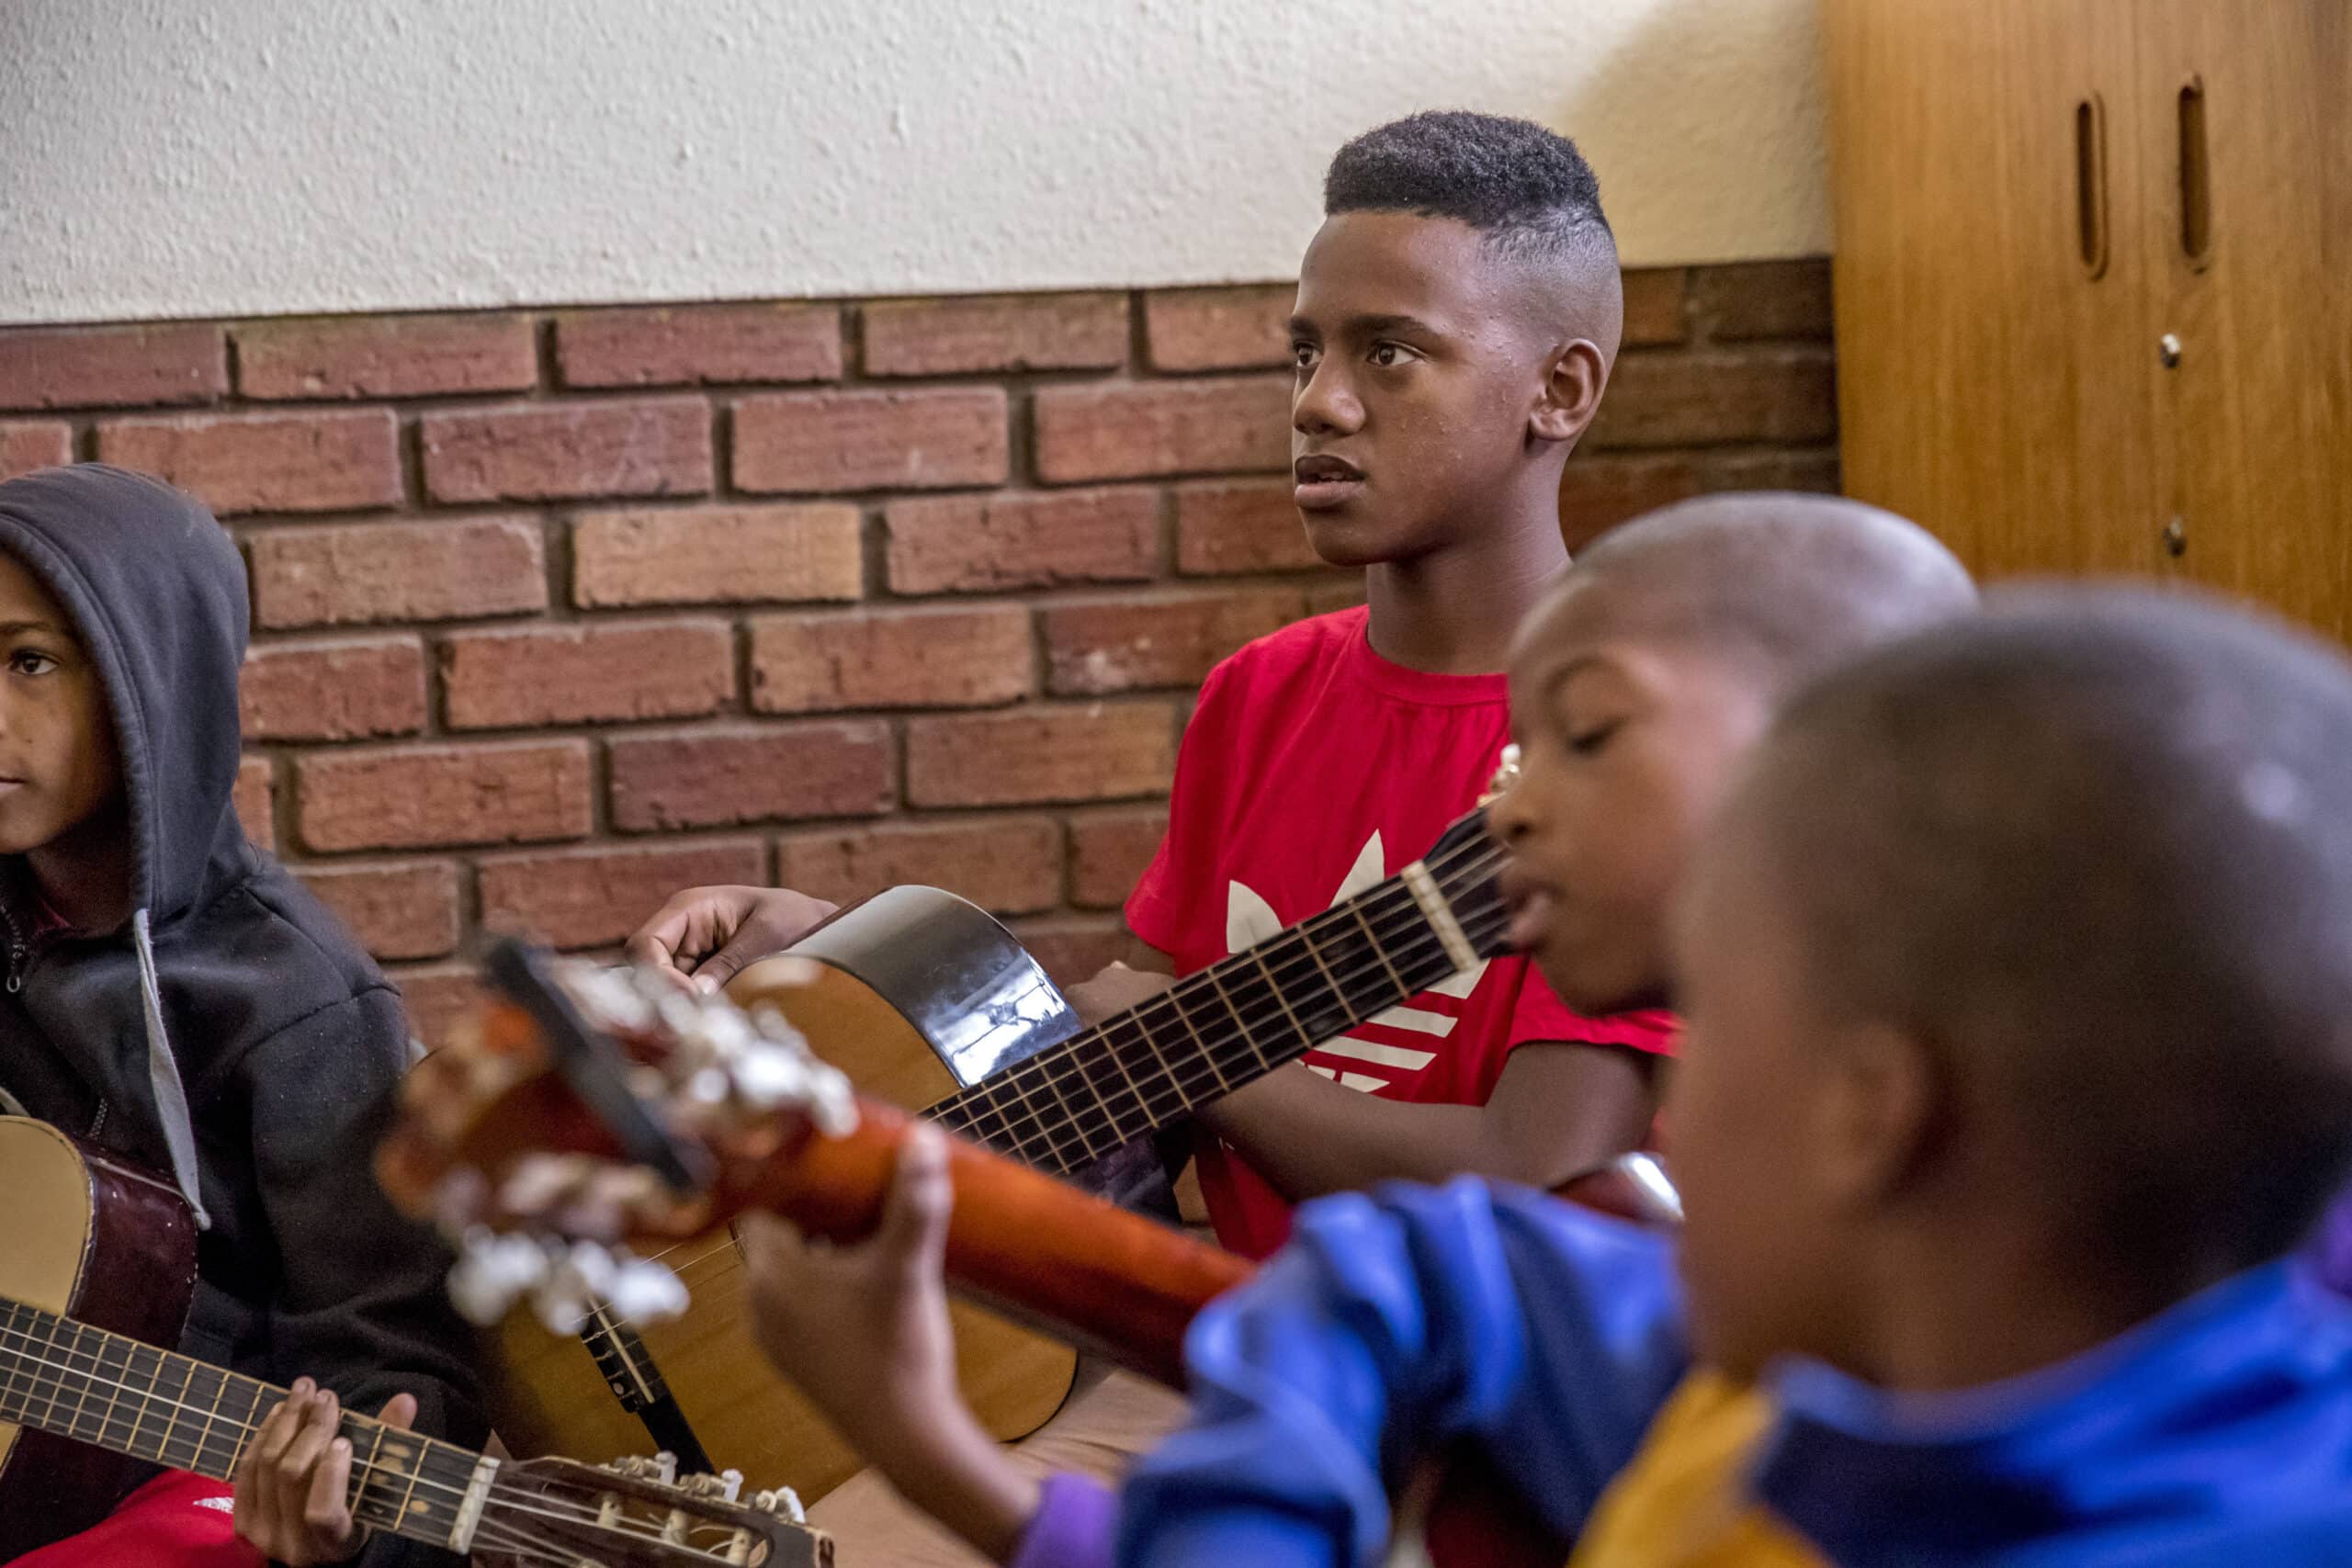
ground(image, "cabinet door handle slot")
xmin=2177 ymin=76 xmax=2212 ymax=267
xmin=2075 ymin=94 xmax=2110 ymax=279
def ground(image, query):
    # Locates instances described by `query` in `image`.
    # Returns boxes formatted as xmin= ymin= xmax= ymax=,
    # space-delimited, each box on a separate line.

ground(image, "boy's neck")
xmin=1849 ymin=1213 xmax=2248 ymax=1393
xmin=1362 ymin=504 xmax=1571 ymax=675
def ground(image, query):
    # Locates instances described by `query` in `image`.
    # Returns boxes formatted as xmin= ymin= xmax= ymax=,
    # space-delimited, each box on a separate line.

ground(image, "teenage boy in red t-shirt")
xmin=631 ymin=113 xmax=1673 ymax=1260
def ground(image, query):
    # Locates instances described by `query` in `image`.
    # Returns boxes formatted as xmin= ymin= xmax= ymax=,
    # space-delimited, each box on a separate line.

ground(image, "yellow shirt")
xmin=1567 ymin=1373 xmax=1826 ymax=1568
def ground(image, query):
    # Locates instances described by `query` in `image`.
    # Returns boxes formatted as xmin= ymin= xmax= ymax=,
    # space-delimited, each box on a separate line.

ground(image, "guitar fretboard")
xmin=930 ymin=812 xmax=1509 ymax=1174
xmin=0 ymin=1297 xmax=482 ymax=1546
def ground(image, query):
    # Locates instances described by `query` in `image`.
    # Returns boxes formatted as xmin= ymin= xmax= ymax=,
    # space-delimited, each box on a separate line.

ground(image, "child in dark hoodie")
xmin=0 ymin=466 xmax=483 ymax=1567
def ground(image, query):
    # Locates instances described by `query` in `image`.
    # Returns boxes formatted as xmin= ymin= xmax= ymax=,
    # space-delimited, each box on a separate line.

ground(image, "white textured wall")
xmin=0 ymin=0 xmax=1827 ymax=325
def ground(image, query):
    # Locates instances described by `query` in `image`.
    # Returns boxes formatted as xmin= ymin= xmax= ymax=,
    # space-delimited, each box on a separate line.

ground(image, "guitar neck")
xmin=0 ymin=1298 xmax=492 ymax=1551
xmin=932 ymin=815 xmax=1509 ymax=1174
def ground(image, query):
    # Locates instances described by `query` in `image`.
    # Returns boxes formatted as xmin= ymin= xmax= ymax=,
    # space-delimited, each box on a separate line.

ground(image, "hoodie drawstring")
xmin=132 ymin=908 xmax=209 ymax=1230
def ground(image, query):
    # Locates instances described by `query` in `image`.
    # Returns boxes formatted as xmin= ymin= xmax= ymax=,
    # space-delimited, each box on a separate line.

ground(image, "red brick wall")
xmin=0 ymin=260 xmax=1834 ymax=1045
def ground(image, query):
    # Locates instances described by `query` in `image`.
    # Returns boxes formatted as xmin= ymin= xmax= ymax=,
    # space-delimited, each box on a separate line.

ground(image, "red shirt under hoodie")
xmin=1126 ymin=606 xmax=1677 ymax=1259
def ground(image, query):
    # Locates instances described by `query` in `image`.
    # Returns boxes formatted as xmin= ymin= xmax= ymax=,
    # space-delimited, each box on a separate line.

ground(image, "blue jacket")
xmin=1015 ymin=1179 xmax=2352 ymax=1566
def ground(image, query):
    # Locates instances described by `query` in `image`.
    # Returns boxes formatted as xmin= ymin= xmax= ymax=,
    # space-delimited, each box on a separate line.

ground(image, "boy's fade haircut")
xmin=1325 ymin=109 xmax=1615 ymax=270
xmin=1746 ymin=587 xmax=2352 ymax=1269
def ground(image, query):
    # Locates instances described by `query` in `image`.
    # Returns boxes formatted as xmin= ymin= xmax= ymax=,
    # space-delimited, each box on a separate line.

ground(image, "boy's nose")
xmin=1292 ymin=367 xmax=1363 ymax=437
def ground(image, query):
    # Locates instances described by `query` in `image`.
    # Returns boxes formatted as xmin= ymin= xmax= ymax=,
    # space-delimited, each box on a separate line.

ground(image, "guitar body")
xmin=490 ymin=888 xmax=1085 ymax=1502
xmin=0 ymin=1117 xmax=199 ymax=1558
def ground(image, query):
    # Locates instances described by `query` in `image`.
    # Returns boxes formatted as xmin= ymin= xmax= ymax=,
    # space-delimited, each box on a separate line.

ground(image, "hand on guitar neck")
xmin=232 ymin=1381 xmax=417 ymax=1566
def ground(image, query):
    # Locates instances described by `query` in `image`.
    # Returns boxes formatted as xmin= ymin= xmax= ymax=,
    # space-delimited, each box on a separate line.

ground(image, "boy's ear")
xmin=1531 ymin=338 xmax=1609 ymax=447
xmin=1811 ymin=1021 xmax=1944 ymax=1211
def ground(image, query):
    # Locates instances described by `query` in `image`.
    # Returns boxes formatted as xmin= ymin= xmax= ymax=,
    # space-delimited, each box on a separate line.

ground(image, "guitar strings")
xmin=0 ymin=1321 xmax=736 ymax=1552
xmin=937 ymin=837 xmax=1510 ymax=1156
xmin=565 ymin=838 xmax=1512 ymax=1362
xmin=938 ymin=829 xmax=1507 ymax=1138
xmin=944 ymin=839 xmax=1512 ymax=1163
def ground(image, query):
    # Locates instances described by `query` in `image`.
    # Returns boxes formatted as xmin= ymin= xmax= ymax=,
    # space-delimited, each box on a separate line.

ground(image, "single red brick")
xmin=97 ymin=410 xmax=401 ymax=514
xmin=390 ymin=964 xmax=487 ymax=1052
xmin=863 ymin=295 xmax=1127 ymax=377
xmin=234 ymin=313 xmax=537 ymax=400
xmin=248 ymin=516 xmax=548 ymax=629
xmin=297 ymin=740 xmax=592 ymax=852
xmin=572 ymin=502 xmax=864 ymax=608
xmin=1620 ymin=268 xmax=1690 ymax=347
xmin=775 ymin=817 xmax=1063 ymax=916
xmin=1690 ymin=258 xmax=1834 ymax=342
xmin=1033 ymin=376 xmax=1289 ymax=484
xmin=241 ymin=637 xmax=428 ymax=741
xmin=420 ymin=398 xmax=711 ymax=503
xmin=1145 ymin=285 xmax=1293 ymax=372
xmin=556 ymin=304 xmax=842 ymax=389
xmin=886 ymin=489 xmax=1160 ymax=594
xmin=906 ymin=703 xmax=1175 ymax=807
xmin=234 ymin=757 xmax=277 ymax=852
xmin=441 ymin=619 xmax=735 ymax=730
xmin=479 ymin=840 xmax=768 ymax=951
xmin=0 ymin=422 xmax=72 ymax=480
xmin=1699 ymin=446 xmax=1842 ymax=495
xmin=1011 ymin=915 xmax=1132 ymax=990
xmin=1589 ymin=351 xmax=1838 ymax=450
xmin=298 ymin=861 xmax=462 ymax=962
xmin=0 ymin=323 xmax=226 ymax=411
xmin=1172 ymin=479 xmax=1322 ymax=575
xmin=1042 ymin=588 xmax=1303 ymax=695
xmin=750 ymin=604 xmax=1032 ymax=713
xmin=733 ymin=388 xmax=1008 ymax=494
xmin=607 ymin=721 xmax=896 ymax=831
xmin=1068 ymin=807 xmax=1169 ymax=909
xmin=1559 ymin=453 xmax=1705 ymax=551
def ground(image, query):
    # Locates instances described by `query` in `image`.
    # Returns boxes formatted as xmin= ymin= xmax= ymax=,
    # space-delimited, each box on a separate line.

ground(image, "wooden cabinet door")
xmin=1826 ymin=0 xmax=2156 ymax=581
xmin=2136 ymin=0 xmax=2352 ymax=637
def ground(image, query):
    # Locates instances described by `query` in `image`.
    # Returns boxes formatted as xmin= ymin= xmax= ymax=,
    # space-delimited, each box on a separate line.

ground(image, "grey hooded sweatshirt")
xmin=0 ymin=465 xmax=482 ymax=1562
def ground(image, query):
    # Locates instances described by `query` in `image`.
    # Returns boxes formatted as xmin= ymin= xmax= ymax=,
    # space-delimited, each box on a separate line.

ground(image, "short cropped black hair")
xmin=1326 ymin=110 xmax=1614 ymax=266
xmin=1747 ymin=589 xmax=2352 ymax=1270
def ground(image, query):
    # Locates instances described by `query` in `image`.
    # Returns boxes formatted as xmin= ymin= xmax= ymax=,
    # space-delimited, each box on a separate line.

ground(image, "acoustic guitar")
xmin=379 ymin=940 xmax=1681 ymax=1568
xmin=488 ymin=798 xmax=1517 ymax=1502
xmin=0 ymin=1114 xmax=831 ymax=1566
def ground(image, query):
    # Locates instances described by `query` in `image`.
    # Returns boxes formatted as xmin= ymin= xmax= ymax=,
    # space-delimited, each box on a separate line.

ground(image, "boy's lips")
xmin=1498 ymin=866 xmax=1558 ymax=952
xmin=1294 ymin=453 xmax=1365 ymax=511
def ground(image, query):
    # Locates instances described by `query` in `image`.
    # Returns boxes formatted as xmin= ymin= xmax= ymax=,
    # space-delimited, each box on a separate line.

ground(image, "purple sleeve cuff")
xmin=1009 ymin=1472 xmax=1118 ymax=1568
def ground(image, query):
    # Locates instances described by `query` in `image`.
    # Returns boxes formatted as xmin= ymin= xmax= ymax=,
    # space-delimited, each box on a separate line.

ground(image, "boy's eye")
xmin=6 ymin=649 xmax=58 ymax=678
xmin=1368 ymin=343 xmax=1413 ymax=367
xmin=1293 ymin=342 xmax=1320 ymax=370
xmin=1566 ymin=721 xmax=1622 ymax=756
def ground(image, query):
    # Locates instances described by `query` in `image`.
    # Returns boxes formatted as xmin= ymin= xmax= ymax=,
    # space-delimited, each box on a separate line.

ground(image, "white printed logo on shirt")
xmin=1226 ymin=830 xmax=1488 ymax=1096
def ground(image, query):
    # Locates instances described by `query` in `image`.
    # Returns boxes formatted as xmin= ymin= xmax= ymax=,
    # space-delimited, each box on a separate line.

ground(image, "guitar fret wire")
xmin=0 ymin=1317 xmax=693 ymax=1552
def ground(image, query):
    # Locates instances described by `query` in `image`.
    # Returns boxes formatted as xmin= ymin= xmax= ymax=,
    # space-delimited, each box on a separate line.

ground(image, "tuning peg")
xmin=604 ymin=1252 xmax=689 ymax=1323
xmin=751 ymin=1485 xmax=808 ymax=1523
xmin=676 ymin=1469 xmax=747 ymax=1504
xmin=447 ymin=1228 xmax=553 ymax=1325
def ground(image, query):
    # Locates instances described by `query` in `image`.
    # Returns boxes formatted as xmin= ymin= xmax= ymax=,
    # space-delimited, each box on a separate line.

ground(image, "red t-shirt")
xmin=1125 ymin=606 xmax=1677 ymax=1258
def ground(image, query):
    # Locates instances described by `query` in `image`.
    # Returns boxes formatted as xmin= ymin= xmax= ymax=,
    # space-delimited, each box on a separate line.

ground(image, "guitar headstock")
xmin=379 ymin=939 xmax=854 ymax=1333
xmin=481 ymin=1452 xmax=830 ymax=1567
